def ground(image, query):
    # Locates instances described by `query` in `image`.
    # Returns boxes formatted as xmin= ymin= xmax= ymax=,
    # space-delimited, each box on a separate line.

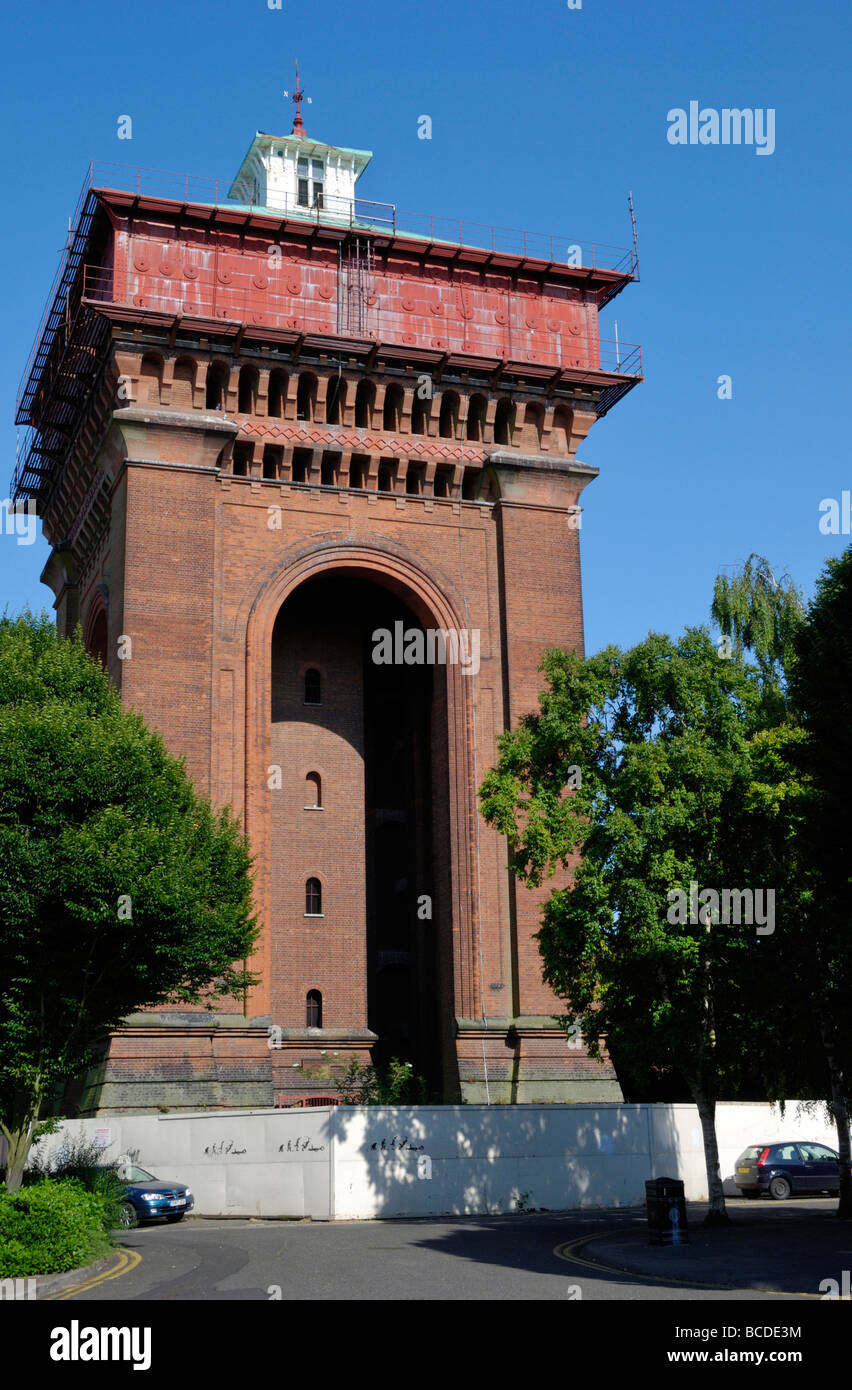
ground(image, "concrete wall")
xmin=16 ymin=1102 xmax=838 ymax=1220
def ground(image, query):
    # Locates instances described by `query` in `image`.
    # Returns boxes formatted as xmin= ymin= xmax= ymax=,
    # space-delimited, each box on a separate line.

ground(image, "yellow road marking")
xmin=553 ymin=1230 xmax=816 ymax=1299
xmin=44 ymin=1246 xmax=142 ymax=1301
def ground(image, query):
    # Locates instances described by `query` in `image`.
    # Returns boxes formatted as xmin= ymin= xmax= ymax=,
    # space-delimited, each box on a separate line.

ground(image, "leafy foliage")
xmin=480 ymin=628 xmax=786 ymax=1219
xmin=711 ymin=553 xmax=805 ymax=711
xmin=0 ymin=1178 xmax=111 ymax=1277
xmin=336 ymin=1057 xmax=428 ymax=1105
xmin=482 ymin=632 xmax=767 ymax=1090
xmin=24 ymin=1133 xmax=127 ymax=1229
xmin=0 ymin=614 xmax=259 ymax=1185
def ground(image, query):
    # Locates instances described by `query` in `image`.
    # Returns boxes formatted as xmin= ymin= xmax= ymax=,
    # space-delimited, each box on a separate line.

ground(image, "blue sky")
xmin=2 ymin=0 xmax=849 ymax=654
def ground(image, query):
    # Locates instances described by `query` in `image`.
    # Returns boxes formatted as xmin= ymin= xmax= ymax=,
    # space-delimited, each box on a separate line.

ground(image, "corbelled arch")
xmin=242 ymin=544 xmax=483 ymax=1037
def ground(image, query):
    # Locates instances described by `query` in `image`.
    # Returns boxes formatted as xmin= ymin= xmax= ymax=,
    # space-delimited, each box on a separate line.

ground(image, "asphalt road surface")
xmin=50 ymin=1202 xmax=817 ymax=1302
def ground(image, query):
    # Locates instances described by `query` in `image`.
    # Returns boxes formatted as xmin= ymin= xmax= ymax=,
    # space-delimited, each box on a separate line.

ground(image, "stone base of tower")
xmin=64 ymin=1015 xmax=377 ymax=1116
xmin=60 ymin=1015 xmax=621 ymax=1115
xmin=455 ymin=1019 xmax=623 ymax=1104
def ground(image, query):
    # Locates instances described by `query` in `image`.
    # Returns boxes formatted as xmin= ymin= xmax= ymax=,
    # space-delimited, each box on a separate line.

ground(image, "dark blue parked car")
xmin=117 ymin=1164 xmax=194 ymax=1228
xmin=734 ymin=1141 xmax=848 ymax=1199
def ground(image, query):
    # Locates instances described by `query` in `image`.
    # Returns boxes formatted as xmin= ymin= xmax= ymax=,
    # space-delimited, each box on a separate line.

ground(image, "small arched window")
xmin=439 ymin=391 xmax=459 ymax=439
xmin=305 ymin=772 xmax=322 ymax=808
xmin=268 ymin=368 xmax=288 ymax=419
xmin=411 ymin=394 xmax=429 ymax=436
xmin=238 ymin=365 xmax=258 ymax=414
xmin=297 ymin=372 xmax=317 ymax=422
xmin=383 ymin=383 xmax=404 ymax=432
xmin=325 ymin=375 xmax=346 ymax=425
xmin=467 ymin=394 xmax=487 ymax=442
xmin=493 ymin=398 xmax=515 ymax=445
xmin=306 ymin=990 xmax=322 ymax=1028
xmin=305 ymin=879 xmax=322 ymax=916
xmin=304 ymin=668 xmax=322 ymax=705
xmin=206 ymin=362 xmax=229 ymax=412
xmin=355 ymin=380 xmax=374 ymax=428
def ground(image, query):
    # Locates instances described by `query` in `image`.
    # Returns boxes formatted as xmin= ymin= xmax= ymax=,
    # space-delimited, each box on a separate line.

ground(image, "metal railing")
xmin=85 ymin=160 xmax=638 ymax=271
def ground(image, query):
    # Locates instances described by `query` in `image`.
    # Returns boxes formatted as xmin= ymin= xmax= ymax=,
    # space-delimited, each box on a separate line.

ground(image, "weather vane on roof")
xmin=283 ymin=61 xmax=311 ymax=137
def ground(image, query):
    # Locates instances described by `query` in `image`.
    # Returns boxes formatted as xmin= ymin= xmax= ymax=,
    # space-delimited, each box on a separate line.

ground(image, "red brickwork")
xmin=27 ymin=185 xmax=637 ymax=1109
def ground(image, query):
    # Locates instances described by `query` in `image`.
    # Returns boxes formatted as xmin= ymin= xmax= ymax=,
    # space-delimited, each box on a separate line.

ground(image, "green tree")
xmin=713 ymin=552 xmax=852 ymax=1216
xmin=480 ymin=631 xmax=772 ymax=1224
xmin=789 ymin=550 xmax=852 ymax=1215
xmin=711 ymin=553 xmax=804 ymax=709
xmin=0 ymin=614 xmax=258 ymax=1190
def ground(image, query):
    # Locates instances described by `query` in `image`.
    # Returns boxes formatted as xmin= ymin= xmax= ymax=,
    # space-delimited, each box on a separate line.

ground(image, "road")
xmin=47 ymin=1201 xmax=819 ymax=1302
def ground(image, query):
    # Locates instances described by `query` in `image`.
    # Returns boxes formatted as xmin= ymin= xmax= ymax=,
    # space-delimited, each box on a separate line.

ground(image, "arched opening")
xmin=552 ymin=403 xmax=572 ymax=454
xmin=325 ymin=375 xmax=346 ymax=425
xmin=206 ymin=361 xmax=229 ymax=412
xmin=522 ymin=401 xmax=544 ymax=449
xmin=355 ymin=380 xmax=374 ymax=428
xmin=493 ymin=398 xmax=515 ymax=445
xmin=86 ymin=608 xmax=108 ymax=667
xmin=466 ymin=393 xmax=487 ymax=442
xmin=306 ymin=990 xmax=322 ymax=1028
xmin=383 ymin=383 xmax=404 ymax=432
xmin=269 ymin=573 xmax=455 ymax=1094
xmin=138 ymin=353 xmax=163 ymax=404
xmin=171 ymin=356 xmax=196 ymax=408
xmin=297 ymin=372 xmax=318 ymax=422
xmin=305 ymin=878 xmax=322 ymax=915
xmin=238 ymin=365 xmax=259 ymax=414
xmin=438 ymin=391 xmax=459 ymax=440
xmin=410 ymin=393 xmax=429 ymax=436
xmin=268 ymin=368 xmax=288 ymax=418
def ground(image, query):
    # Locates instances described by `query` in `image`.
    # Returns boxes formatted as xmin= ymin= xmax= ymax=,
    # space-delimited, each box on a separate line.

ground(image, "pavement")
xmin=573 ymin=1197 xmax=852 ymax=1298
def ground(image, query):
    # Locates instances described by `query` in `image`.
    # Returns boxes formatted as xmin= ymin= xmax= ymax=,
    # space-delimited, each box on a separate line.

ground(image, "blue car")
xmin=117 ymin=1164 xmax=195 ymax=1228
xmin=734 ymin=1142 xmax=849 ymax=1200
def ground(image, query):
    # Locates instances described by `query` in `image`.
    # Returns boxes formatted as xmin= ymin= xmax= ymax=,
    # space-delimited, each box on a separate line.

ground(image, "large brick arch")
xmin=242 ymin=544 xmax=482 ymax=1025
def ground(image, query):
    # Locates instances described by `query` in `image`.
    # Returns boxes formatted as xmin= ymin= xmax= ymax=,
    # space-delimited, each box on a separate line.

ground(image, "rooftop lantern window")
xmin=227 ymin=64 xmax=372 ymax=222
xmin=297 ymin=156 xmax=324 ymax=209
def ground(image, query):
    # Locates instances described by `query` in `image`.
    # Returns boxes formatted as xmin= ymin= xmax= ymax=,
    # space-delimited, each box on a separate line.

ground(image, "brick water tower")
xmin=14 ymin=91 xmax=641 ymax=1111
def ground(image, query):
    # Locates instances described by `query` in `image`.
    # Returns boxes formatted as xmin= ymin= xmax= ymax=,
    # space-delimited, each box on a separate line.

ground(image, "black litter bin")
xmin=645 ymin=1176 xmax=689 ymax=1246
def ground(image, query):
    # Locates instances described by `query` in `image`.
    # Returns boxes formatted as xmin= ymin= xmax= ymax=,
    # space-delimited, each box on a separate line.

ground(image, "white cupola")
xmin=228 ymin=72 xmax=372 ymax=224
